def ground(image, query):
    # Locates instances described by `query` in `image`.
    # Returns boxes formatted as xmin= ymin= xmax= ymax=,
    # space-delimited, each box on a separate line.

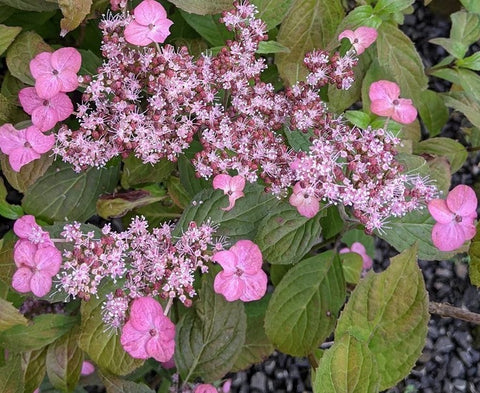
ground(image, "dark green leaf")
xmin=416 ymin=90 xmax=448 ymax=137
xmin=121 ymin=155 xmax=173 ymax=189
xmin=344 ymin=110 xmax=371 ymax=129
xmin=178 ymin=155 xmax=211 ymax=198
xmin=0 ymin=24 xmax=21 ymax=56
xmin=100 ymin=371 xmax=155 ymax=393
xmin=0 ymin=0 xmax=58 ymax=11
xmin=469 ymin=222 xmax=480 ymax=287
xmin=319 ymin=205 xmax=343 ymax=240
xmin=0 ymin=353 xmax=24 ymax=393
xmin=167 ymin=177 xmax=191 ymax=209
xmin=413 ymin=137 xmax=468 ymax=173
xmin=251 ymin=0 xmax=294 ymax=30
xmin=178 ymin=11 xmax=232 ymax=47
xmin=22 ymin=347 xmax=47 ymax=393
xmin=339 ymin=252 xmax=363 ymax=285
xmin=0 ymin=177 xmax=23 ymax=220
xmin=284 ymin=128 xmax=313 ymax=152
xmin=0 ymin=231 xmax=15 ymax=285
xmin=0 ymin=298 xmax=27 ymax=332
xmin=166 ymin=0 xmax=233 ymax=15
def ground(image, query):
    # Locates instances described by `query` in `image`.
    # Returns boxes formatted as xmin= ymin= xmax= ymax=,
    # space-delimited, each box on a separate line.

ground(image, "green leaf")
xmin=251 ymin=0 xmax=294 ymax=30
xmin=460 ymin=0 xmax=480 ymax=14
xmin=97 ymin=190 xmax=164 ymax=219
xmin=57 ymin=0 xmax=92 ymax=36
xmin=46 ymin=327 xmax=83 ymax=393
xmin=442 ymin=91 xmax=480 ymax=130
xmin=257 ymin=40 xmax=290 ymax=54
xmin=275 ymin=0 xmax=344 ymax=85
xmin=335 ymin=245 xmax=429 ymax=390
xmin=319 ymin=205 xmax=343 ymax=239
xmin=269 ymin=264 xmax=292 ymax=286
xmin=0 ymin=314 xmax=79 ymax=353
xmin=100 ymin=371 xmax=155 ymax=393
xmin=23 ymin=160 xmax=120 ymax=223
xmin=121 ymin=155 xmax=174 ymax=189
xmin=0 ymin=231 xmax=15 ymax=285
xmin=416 ymin=90 xmax=448 ymax=137
xmin=255 ymin=202 xmax=322 ymax=265
xmin=178 ymin=155 xmax=211 ymax=198
xmin=232 ymin=295 xmax=275 ymax=372
xmin=339 ymin=252 xmax=363 ymax=285
xmin=450 ymin=11 xmax=480 ymax=47
xmin=22 ymin=347 xmax=47 ymax=393
xmin=1 ymin=71 xmax=25 ymax=104
xmin=431 ymin=67 xmax=480 ymax=103
xmin=457 ymin=52 xmax=480 ymax=71
xmin=0 ymin=0 xmax=58 ymax=11
xmin=0 ymin=149 xmax=53 ymax=193
xmin=341 ymin=229 xmax=375 ymax=258
xmin=373 ymin=0 xmax=414 ymax=16
xmin=78 ymin=49 xmax=102 ymax=76
xmin=123 ymin=200 xmax=182 ymax=227
xmin=284 ymin=128 xmax=313 ymax=151
xmin=344 ymin=110 xmax=371 ymax=129
xmin=78 ymin=284 xmax=144 ymax=376
xmin=469 ymin=222 xmax=480 ymax=287
xmin=178 ymin=11 xmax=232 ymax=47
xmin=427 ymin=157 xmax=451 ymax=196
xmin=0 ymin=353 xmax=24 ymax=393
xmin=429 ymin=37 xmax=468 ymax=59
xmin=166 ymin=0 xmax=233 ymax=15
xmin=413 ymin=137 xmax=468 ymax=173
xmin=376 ymin=22 xmax=428 ymax=107
xmin=6 ymin=31 xmax=51 ymax=85
xmin=377 ymin=207 xmax=466 ymax=261
xmin=313 ymin=334 xmax=379 ymax=393
xmin=175 ymin=271 xmax=247 ymax=383
xmin=264 ymin=251 xmax=346 ymax=356
xmin=336 ymin=5 xmax=382 ymax=32
xmin=0 ymin=177 xmax=23 ymax=220
xmin=0 ymin=24 xmax=21 ymax=56
xmin=167 ymin=177 xmax=191 ymax=209
xmin=175 ymin=184 xmax=280 ymax=241
xmin=0 ymin=298 xmax=28 ymax=332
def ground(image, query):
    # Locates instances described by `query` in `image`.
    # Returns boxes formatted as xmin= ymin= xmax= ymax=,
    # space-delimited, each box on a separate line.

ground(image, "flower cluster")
xmin=58 ymin=217 xmax=223 ymax=328
xmin=11 ymin=215 xmax=62 ymax=297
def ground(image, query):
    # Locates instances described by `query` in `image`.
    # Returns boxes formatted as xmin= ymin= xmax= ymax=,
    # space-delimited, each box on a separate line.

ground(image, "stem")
xmin=164 ymin=297 xmax=173 ymax=316
xmin=467 ymin=145 xmax=480 ymax=152
xmin=429 ymin=301 xmax=480 ymax=325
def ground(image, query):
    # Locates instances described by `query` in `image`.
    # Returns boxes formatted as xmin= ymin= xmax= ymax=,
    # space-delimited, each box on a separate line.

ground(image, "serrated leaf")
xmin=78 ymin=284 xmax=144 ymax=376
xmin=0 ymin=298 xmax=28 ymax=332
xmin=166 ymin=0 xmax=232 ymax=15
xmin=57 ymin=0 xmax=92 ymax=36
xmin=373 ymin=0 xmax=414 ymax=16
xmin=0 ymin=24 xmax=21 ymax=56
xmin=413 ymin=137 xmax=467 ymax=173
xmin=313 ymin=334 xmax=379 ymax=393
xmin=0 ymin=314 xmax=79 ymax=352
xmin=100 ymin=371 xmax=155 ymax=393
xmin=416 ymin=90 xmax=448 ymax=137
xmin=121 ymin=155 xmax=174 ymax=189
xmin=251 ymin=0 xmax=293 ymax=30
xmin=469 ymin=222 xmax=480 ymax=287
xmin=46 ymin=327 xmax=83 ymax=392
xmin=442 ymin=91 xmax=480 ymax=130
xmin=264 ymin=251 xmax=346 ymax=356
xmin=175 ymin=271 xmax=247 ymax=382
xmin=1 ymin=152 xmax=53 ymax=193
xmin=0 ymin=353 xmax=24 ymax=393
xmin=6 ymin=31 xmax=51 ymax=85
xmin=275 ymin=0 xmax=344 ymax=85
xmin=450 ymin=11 xmax=480 ymax=46
xmin=377 ymin=207 xmax=467 ymax=261
xmin=23 ymin=160 xmax=120 ymax=223
xmin=335 ymin=245 xmax=429 ymax=390
xmin=231 ymin=295 xmax=274 ymax=372
xmin=175 ymin=184 xmax=280 ymax=241
xmin=178 ymin=11 xmax=232 ymax=47
xmin=0 ymin=0 xmax=58 ymax=11
xmin=336 ymin=5 xmax=381 ymax=32
xmin=22 ymin=347 xmax=47 ymax=393
xmin=0 ymin=177 xmax=23 ymax=220
xmin=255 ymin=202 xmax=322 ymax=265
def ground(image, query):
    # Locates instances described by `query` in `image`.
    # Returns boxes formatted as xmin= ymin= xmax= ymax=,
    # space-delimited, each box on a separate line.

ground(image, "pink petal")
xmin=459 ymin=220 xmax=477 ymax=241
xmin=214 ymin=272 xmax=244 ymax=302
xmin=195 ymin=384 xmax=217 ymax=393
xmin=350 ymin=242 xmax=373 ymax=270
xmin=428 ymin=199 xmax=454 ymax=224
xmin=212 ymin=250 xmax=238 ymax=274
xmin=13 ymin=240 xmax=37 ymax=268
xmin=356 ymin=27 xmax=378 ymax=52
xmin=13 ymin=215 xmax=38 ymax=239
xmin=32 ymin=105 xmax=58 ymax=132
xmin=223 ymin=191 xmax=244 ymax=211
xmin=124 ymin=21 xmax=153 ymax=46
xmin=432 ymin=222 xmax=466 ymax=252
xmin=297 ymin=197 xmax=320 ymax=218
xmin=57 ymin=70 xmax=79 ymax=93
xmin=35 ymin=245 xmax=62 ymax=276
xmin=392 ymin=99 xmax=417 ymax=124
xmin=446 ymin=185 xmax=478 ymax=217
xmin=231 ymin=240 xmax=263 ymax=274
xmin=18 ymin=87 xmax=44 ymax=115
xmin=120 ymin=321 xmax=150 ymax=359
xmin=0 ymin=124 xmax=25 ymax=155
xmin=49 ymin=93 xmax=74 ymax=121
xmin=9 ymin=147 xmax=41 ymax=172
xmin=338 ymin=30 xmax=355 ymax=42
xmin=12 ymin=267 xmax=33 ymax=293
xmin=240 ymin=270 xmax=267 ymax=302
xmin=26 ymin=126 xmax=55 ymax=154
xmin=35 ymin=75 xmax=62 ymax=100
xmin=370 ymin=99 xmax=395 ymax=118
xmin=146 ymin=334 xmax=175 ymax=362
xmin=369 ymin=80 xmax=400 ymax=102
xmin=213 ymin=174 xmax=232 ymax=191
xmin=134 ymin=0 xmax=167 ymax=26
xmin=128 ymin=297 xmax=163 ymax=331
xmin=81 ymin=361 xmax=95 ymax=376
xmin=30 ymin=271 xmax=52 ymax=297
xmin=50 ymin=47 xmax=82 ymax=74
xmin=230 ymin=175 xmax=246 ymax=192
xmin=30 ymin=52 xmax=53 ymax=80
xmin=147 ymin=21 xmax=173 ymax=44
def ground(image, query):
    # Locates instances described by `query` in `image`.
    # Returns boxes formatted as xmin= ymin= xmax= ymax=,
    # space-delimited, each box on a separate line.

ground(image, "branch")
xmin=429 ymin=301 xmax=480 ymax=325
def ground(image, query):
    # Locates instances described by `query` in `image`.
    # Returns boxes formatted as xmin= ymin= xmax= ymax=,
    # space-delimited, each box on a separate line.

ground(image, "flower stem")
xmin=164 ymin=297 xmax=173 ymax=316
xmin=429 ymin=301 xmax=480 ymax=325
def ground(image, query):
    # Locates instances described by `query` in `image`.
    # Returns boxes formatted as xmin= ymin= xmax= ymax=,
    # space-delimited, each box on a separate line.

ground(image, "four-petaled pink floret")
xmin=29 ymin=47 xmax=81 ymax=99
xmin=194 ymin=384 xmax=218 ymax=393
xmin=339 ymin=242 xmax=373 ymax=270
xmin=428 ymin=185 xmax=478 ymax=252
xmin=338 ymin=26 xmax=378 ymax=55
xmin=124 ymin=0 xmax=173 ymax=46
xmin=213 ymin=174 xmax=246 ymax=211
xmin=289 ymin=182 xmax=320 ymax=219
xmin=12 ymin=240 xmax=62 ymax=297
xmin=120 ymin=296 xmax=175 ymax=362
xmin=14 ymin=215 xmax=53 ymax=247
xmin=0 ymin=124 xmax=55 ymax=172
xmin=369 ymin=80 xmax=417 ymax=124
xmin=213 ymin=240 xmax=267 ymax=302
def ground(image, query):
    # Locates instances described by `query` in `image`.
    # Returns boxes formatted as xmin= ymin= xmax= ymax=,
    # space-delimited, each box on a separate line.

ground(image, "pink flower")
xmin=29 ymin=48 xmax=81 ymax=99
xmin=81 ymin=361 xmax=95 ymax=376
xmin=195 ymin=384 xmax=217 ymax=393
xmin=14 ymin=215 xmax=53 ymax=247
xmin=0 ymin=124 xmax=55 ymax=172
xmin=213 ymin=174 xmax=246 ymax=211
xmin=12 ymin=240 xmax=62 ymax=297
xmin=120 ymin=297 xmax=175 ymax=362
xmin=368 ymin=80 xmax=417 ymax=124
xmin=428 ymin=185 xmax=478 ymax=252
xmin=124 ymin=0 xmax=173 ymax=46
xmin=19 ymin=87 xmax=73 ymax=132
xmin=339 ymin=242 xmax=373 ymax=270
xmin=213 ymin=240 xmax=267 ymax=302
xmin=338 ymin=26 xmax=378 ymax=55
xmin=289 ymin=182 xmax=320 ymax=218
xmin=222 ymin=379 xmax=232 ymax=393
